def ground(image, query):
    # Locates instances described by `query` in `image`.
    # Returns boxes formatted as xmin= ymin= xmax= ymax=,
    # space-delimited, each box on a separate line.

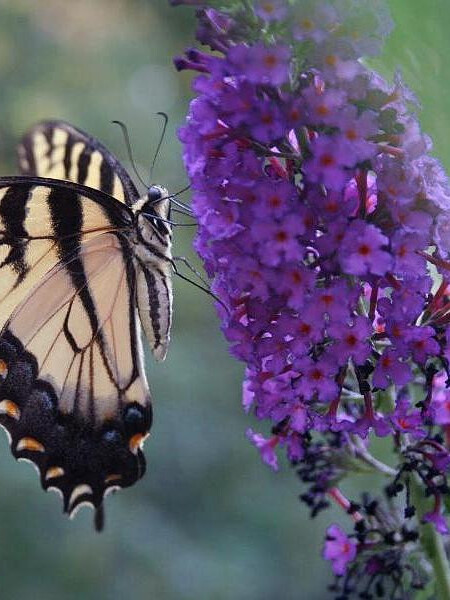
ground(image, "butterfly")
xmin=0 ymin=120 xmax=174 ymax=529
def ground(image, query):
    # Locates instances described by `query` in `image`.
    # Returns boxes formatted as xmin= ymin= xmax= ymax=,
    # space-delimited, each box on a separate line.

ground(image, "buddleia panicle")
xmin=173 ymin=1 xmax=450 ymax=596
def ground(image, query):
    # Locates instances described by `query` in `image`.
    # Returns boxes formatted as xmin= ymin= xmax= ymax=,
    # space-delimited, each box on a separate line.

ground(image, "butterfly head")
xmin=133 ymin=185 xmax=172 ymax=239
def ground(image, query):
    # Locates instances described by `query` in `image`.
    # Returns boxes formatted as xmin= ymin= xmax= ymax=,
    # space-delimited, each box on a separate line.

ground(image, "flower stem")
xmin=411 ymin=476 xmax=450 ymax=600
xmin=351 ymin=436 xmax=397 ymax=477
xmin=327 ymin=486 xmax=364 ymax=521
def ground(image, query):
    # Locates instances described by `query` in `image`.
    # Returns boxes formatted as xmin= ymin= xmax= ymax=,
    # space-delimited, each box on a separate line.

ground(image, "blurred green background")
xmin=0 ymin=1 xmax=447 ymax=599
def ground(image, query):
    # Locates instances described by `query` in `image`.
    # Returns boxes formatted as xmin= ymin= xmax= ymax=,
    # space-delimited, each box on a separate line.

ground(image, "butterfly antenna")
xmin=171 ymin=184 xmax=191 ymax=199
xmin=173 ymin=256 xmax=210 ymax=288
xmin=149 ymin=191 xmax=193 ymax=215
xmin=159 ymin=185 xmax=194 ymax=215
xmin=171 ymin=258 xmax=230 ymax=314
xmin=171 ymin=199 xmax=194 ymax=216
xmin=111 ymin=120 xmax=148 ymax=189
xmin=152 ymin=214 xmax=197 ymax=227
xmin=172 ymin=207 xmax=195 ymax=219
xmin=149 ymin=112 xmax=169 ymax=184
xmin=172 ymin=193 xmax=193 ymax=213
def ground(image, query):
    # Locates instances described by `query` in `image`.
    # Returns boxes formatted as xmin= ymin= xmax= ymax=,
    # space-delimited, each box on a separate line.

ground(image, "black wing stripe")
xmin=143 ymin=269 xmax=161 ymax=348
xmin=154 ymin=265 xmax=171 ymax=350
xmin=77 ymin=146 xmax=92 ymax=186
xmin=100 ymin=157 xmax=114 ymax=197
xmin=136 ymin=234 xmax=172 ymax=264
xmin=20 ymin=136 xmax=36 ymax=174
xmin=63 ymin=135 xmax=75 ymax=180
xmin=17 ymin=121 xmax=140 ymax=205
xmin=47 ymin=187 xmax=99 ymax=338
xmin=0 ymin=184 xmax=32 ymax=283
xmin=63 ymin=296 xmax=83 ymax=353
xmin=0 ymin=176 xmax=133 ymax=230
xmin=75 ymin=352 xmax=84 ymax=417
xmin=88 ymin=343 xmax=95 ymax=422
xmin=119 ymin=234 xmax=140 ymax=387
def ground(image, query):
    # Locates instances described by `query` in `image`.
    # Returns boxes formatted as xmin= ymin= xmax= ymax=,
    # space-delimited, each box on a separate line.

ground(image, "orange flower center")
xmin=381 ymin=356 xmax=392 ymax=368
xmin=299 ymin=323 xmax=311 ymax=335
xmin=276 ymin=231 xmax=288 ymax=242
xmin=262 ymin=2 xmax=275 ymax=13
xmin=319 ymin=153 xmax=335 ymax=167
xmin=264 ymin=54 xmax=277 ymax=68
xmin=317 ymin=104 xmax=330 ymax=117
xmin=321 ymin=293 xmax=334 ymax=306
xmin=311 ymin=369 xmax=323 ymax=381
xmin=345 ymin=334 xmax=357 ymax=347
xmin=269 ymin=194 xmax=282 ymax=207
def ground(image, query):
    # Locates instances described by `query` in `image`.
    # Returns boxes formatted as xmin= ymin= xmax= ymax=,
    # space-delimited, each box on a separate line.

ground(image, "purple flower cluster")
xmin=173 ymin=0 xmax=450 ymax=593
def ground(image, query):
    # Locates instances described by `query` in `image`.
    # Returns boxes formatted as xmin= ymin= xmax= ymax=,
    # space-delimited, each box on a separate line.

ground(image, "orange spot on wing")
xmin=0 ymin=400 xmax=20 ymax=420
xmin=129 ymin=433 xmax=149 ymax=454
xmin=45 ymin=466 xmax=65 ymax=480
xmin=16 ymin=437 xmax=45 ymax=453
xmin=105 ymin=473 xmax=122 ymax=484
xmin=0 ymin=359 xmax=8 ymax=379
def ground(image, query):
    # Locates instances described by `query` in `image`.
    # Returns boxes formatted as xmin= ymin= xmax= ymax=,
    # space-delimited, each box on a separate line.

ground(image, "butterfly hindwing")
xmin=0 ymin=177 xmax=155 ymax=517
xmin=17 ymin=120 xmax=139 ymax=205
xmin=0 ymin=232 xmax=152 ymax=515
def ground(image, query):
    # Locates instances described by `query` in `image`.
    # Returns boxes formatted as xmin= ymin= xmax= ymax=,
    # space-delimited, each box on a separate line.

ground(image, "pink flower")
xmin=323 ymin=524 xmax=357 ymax=575
xmin=246 ymin=429 xmax=279 ymax=471
xmin=430 ymin=371 xmax=450 ymax=425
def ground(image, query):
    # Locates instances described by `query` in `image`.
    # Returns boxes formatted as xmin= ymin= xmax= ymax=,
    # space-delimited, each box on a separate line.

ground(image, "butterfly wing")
xmin=0 ymin=232 xmax=151 ymax=516
xmin=0 ymin=176 xmax=131 ymax=331
xmin=0 ymin=178 xmax=151 ymax=516
xmin=17 ymin=120 xmax=139 ymax=205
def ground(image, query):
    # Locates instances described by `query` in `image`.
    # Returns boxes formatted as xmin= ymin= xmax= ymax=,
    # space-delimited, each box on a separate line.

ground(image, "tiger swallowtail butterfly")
xmin=0 ymin=120 xmax=174 ymax=529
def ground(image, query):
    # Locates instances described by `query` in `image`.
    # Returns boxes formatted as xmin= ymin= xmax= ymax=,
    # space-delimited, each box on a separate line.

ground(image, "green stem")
xmin=411 ymin=476 xmax=450 ymax=600
xmin=423 ymin=522 xmax=450 ymax=600
xmin=351 ymin=436 xmax=397 ymax=477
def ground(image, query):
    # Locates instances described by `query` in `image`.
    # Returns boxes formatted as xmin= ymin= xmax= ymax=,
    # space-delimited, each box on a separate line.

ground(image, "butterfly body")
xmin=0 ymin=121 xmax=174 ymax=523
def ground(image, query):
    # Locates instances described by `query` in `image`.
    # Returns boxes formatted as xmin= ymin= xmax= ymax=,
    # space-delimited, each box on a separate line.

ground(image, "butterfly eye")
xmin=148 ymin=186 xmax=162 ymax=203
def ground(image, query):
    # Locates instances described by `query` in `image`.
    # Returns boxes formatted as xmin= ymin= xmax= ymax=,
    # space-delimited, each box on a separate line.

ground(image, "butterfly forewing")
xmin=0 ymin=175 xmax=155 ymax=519
xmin=17 ymin=120 xmax=139 ymax=205
xmin=1 ymin=232 xmax=151 ymax=513
xmin=0 ymin=177 xmax=131 ymax=331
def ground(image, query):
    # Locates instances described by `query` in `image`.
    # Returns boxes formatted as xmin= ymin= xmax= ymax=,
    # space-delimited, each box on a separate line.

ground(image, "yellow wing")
xmin=17 ymin=120 xmax=139 ymax=205
xmin=0 ymin=177 xmax=152 ymax=519
xmin=0 ymin=176 xmax=131 ymax=331
xmin=0 ymin=232 xmax=151 ymax=517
